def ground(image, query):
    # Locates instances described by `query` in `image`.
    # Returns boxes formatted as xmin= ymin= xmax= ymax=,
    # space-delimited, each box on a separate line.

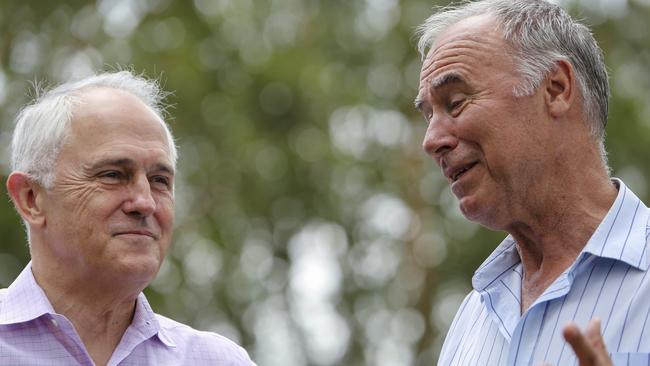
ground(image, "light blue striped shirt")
xmin=438 ymin=179 xmax=650 ymax=366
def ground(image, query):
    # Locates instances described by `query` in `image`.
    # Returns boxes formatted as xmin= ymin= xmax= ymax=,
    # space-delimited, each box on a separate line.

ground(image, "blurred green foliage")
xmin=1 ymin=0 xmax=649 ymax=365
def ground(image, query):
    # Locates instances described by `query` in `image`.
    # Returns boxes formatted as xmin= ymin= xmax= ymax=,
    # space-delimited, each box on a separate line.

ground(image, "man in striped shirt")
xmin=415 ymin=0 xmax=646 ymax=365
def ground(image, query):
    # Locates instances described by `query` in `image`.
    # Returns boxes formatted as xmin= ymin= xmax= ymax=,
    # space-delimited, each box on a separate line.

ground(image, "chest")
xmin=438 ymin=260 xmax=650 ymax=366
xmin=0 ymin=318 xmax=174 ymax=366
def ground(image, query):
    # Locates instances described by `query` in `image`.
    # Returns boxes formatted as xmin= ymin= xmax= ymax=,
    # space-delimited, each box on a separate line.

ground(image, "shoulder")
xmin=155 ymin=313 xmax=255 ymax=365
xmin=441 ymin=290 xmax=485 ymax=342
xmin=0 ymin=288 xmax=7 ymax=305
xmin=438 ymin=290 xmax=485 ymax=361
xmin=450 ymin=290 xmax=482 ymax=326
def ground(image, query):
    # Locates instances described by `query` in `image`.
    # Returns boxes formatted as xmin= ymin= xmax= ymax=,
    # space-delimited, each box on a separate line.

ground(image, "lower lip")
xmin=451 ymin=164 xmax=477 ymax=190
xmin=455 ymin=164 xmax=476 ymax=182
xmin=115 ymin=233 xmax=154 ymax=239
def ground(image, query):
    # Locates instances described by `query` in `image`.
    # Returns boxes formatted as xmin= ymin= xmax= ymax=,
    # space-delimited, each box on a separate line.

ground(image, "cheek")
xmin=455 ymin=107 xmax=498 ymax=144
xmin=156 ymin=197 xmax=175 ymax=230
xmin=56 ymin=182 xmax=108 ymax=217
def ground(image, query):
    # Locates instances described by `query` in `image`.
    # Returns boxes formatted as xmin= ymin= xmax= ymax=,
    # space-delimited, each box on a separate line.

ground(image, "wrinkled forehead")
xmin=425 ymin=15 xmax=502 ymax=57
xmin=69 ymin=87 xmax=176 ymax=163
xmin=420 ymin=15 xmax=511 ymax=80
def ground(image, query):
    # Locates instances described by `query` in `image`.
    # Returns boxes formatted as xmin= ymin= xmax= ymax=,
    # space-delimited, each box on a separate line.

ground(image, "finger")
xmin=563 ymin=322 xmax=599 ymax=365
xmin=584 ymin=319 xmax=607 ymax=354
xmin=584 ymin=319 xmax=611 ymax=365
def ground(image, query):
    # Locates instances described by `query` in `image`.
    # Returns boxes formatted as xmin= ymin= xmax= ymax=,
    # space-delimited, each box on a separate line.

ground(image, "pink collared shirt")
xmin=0 ymin=263 xmax=255 ymax=365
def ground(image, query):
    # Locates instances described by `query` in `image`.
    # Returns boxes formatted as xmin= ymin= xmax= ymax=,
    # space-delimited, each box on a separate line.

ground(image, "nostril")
xmin=422 ymin=128 xmax=458 ymax=159
xmin=435 ymin=145 xmax=452 ymax=157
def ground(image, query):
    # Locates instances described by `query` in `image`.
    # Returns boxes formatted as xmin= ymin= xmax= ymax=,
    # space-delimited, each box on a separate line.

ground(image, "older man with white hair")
xmin=0 ymin=71 xmax=254 ymax=365
xmin=415 ymin=0 xmax=648 ymax=365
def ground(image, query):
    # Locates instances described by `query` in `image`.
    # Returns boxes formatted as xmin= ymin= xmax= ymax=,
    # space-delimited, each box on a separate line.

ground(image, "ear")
xmin=545 ymin=59 xmax=576 ymax=118
xmin=6 ymin=172 xmax=47 ymax=228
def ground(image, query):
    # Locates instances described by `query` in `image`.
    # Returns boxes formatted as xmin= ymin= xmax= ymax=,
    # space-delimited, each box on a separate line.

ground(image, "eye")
xmin=151 ymin=175 xmax=172 ymax=189
xmin=448 ymin=98 xmax=464 ymax=112
xmin=98 ymin=170 xmax=123 ymax=181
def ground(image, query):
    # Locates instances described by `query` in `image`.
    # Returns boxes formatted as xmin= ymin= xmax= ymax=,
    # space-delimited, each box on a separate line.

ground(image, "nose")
xmin=422 ymin=116 xmax=458 ymax=163
xmin=123 ymin=174 xmax=156 ymax=217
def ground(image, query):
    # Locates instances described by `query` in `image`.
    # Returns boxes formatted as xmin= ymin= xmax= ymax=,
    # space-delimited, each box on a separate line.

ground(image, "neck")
xmin=30 ymin=260 xmax=142 ymax=366
xmin=507 ymin=167 xmax=617 ymax=313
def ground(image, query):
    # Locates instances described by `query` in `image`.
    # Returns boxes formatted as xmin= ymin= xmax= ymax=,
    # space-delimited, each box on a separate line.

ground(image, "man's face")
xmin=416 ymin=15 xmax=552 ymax=230
xmin=40 ymin=87 xmax=175 ymax=285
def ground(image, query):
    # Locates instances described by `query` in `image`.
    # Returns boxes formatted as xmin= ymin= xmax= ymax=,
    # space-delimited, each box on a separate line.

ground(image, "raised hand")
xmin=562 ymin=319 xmax=612 ymax=366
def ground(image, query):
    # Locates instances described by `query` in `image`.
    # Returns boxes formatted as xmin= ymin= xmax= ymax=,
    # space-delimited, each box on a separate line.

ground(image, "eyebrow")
xmin=88 ymin=158 xmax=175 ymax=176
xmin=414 ymin=72 xmax=468 ymax=111
xmin=430 ymin=72 xmax=465 ymax=91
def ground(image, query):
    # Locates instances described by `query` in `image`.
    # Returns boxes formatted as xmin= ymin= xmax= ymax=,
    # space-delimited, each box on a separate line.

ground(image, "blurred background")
xmin=1 ymin=0 xmax=649 ymax=364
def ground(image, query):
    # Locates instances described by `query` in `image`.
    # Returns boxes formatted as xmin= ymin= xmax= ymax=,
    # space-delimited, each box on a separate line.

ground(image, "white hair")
xmin=416 ymin=0 xmax=610 ymax=168
xmin=11 ymin=70 xmax=177 ymax=188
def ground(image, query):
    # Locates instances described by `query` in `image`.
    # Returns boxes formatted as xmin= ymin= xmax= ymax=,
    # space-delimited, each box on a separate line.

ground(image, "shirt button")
xmin=49 ymin=317 xmax=59 ymax=327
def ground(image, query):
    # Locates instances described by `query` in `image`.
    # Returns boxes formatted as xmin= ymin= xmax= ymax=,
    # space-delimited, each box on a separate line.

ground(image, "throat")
xmin=520 ymin=276 xmax=555 ymax=313
xmin=519 ymin=254 xmax=576 ymax=314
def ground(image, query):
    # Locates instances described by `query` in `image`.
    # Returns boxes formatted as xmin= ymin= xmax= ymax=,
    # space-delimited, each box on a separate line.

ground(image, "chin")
xmin=458 ymin=194 xmax=478 ymax=216
xmin=458 ymin=196 xmax=496 ymax=228
xmin=114 ymin=255 xmax=163 ymax=284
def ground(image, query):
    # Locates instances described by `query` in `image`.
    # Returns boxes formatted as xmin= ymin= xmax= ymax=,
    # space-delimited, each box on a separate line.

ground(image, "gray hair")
xmin=416 ymin=0 xmax=610 ymax=166
xmin=11 ymin=70 xmax=177 ymax=188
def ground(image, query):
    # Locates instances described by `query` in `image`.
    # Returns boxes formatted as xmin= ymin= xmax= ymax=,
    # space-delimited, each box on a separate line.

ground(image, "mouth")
xmin=449 ymin=162 xmax=477 ymax=182
xmin=113 ymin=230 xmax=157 ymax=240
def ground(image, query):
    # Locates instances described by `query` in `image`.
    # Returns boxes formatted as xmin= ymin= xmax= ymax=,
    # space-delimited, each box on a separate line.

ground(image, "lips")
xmin=113 ymin=229 xmax=157 ymax=239
xmin=445 ymin=162 xmax=477 ymax=183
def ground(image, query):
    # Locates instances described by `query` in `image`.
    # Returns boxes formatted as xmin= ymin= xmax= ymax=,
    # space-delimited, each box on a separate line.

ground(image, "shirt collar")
xmin=132 ymin=292 xmax=176 ymax=348
xmin=473 ymin=178 xmax=649 ymax=290
xmin=579 ymin=178 xmax=649 ymax=271
xmin=0 ymin=262 xmax=177 ymax=349
xmin=0 ymin=261 xmax=56 ymax=325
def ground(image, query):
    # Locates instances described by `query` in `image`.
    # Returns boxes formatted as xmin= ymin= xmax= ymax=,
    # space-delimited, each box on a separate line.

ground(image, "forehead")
xmin=64 ymin=88 xmax=173 ymax=167
xmin=419 ymin=15 xmax=515 ymax=90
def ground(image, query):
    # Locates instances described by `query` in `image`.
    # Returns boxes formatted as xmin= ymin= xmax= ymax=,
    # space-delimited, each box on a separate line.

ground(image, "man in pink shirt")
xmin=1 ymin=71 xmax=254 ymax=366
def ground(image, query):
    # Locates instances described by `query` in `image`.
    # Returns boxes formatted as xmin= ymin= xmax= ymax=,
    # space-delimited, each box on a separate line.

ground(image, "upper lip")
xmin=444 ymin=161 xmax=477 ymax=182
xmin=114 ymin=229 xmax=157 ymax=239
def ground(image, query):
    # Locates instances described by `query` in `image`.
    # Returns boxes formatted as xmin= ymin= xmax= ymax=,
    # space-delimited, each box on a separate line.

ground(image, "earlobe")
xmin=6 ymin=172 xmax=47 ymax=227
xmin=545 ymin=59 xmax=575 ymax=118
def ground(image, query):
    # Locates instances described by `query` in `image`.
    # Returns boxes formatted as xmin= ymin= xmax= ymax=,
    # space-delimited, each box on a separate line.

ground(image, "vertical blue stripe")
xmin=458 ymin=314 xmax=490 ymax=366
xmin=528 ymin=301 xmax=550 ymax=364
xmin=557 ymin=264 xmax=601 ymax=363
xmin=602 ymin=265 xmax=631 ymax=333
xmin=638 ymin=232 xmax=649 ymax=268
xmin=512 ymin=312 xmax=530 ymax=365
xmin=484 ymin=324 xmax=500 ymax=364
xmin=617 ymin=268 xmax=648 ymax=351
xmin=497 ymin=339 xmax=507 ymax=365
xmin=471 ymin=318 xmax=495 ymax=365
xmin=618 ymin=200 xmax=641 ymax=259
xmin=543 ymin=295 xmax=568 ymax=362
xmin=446 ymin=307 xmax=486 ymax=366
xmin=587 ymin=261 xmax=616 ymax=321
xmin=435 ymin=181 xmax=650 ymax=366
xmin=636 ymin=299 xmax=650 ymax=352
xmin=484 ymin=290 xmax=511 ymax=338
xmin=599 ymin=185 xmax=626 ymax=256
